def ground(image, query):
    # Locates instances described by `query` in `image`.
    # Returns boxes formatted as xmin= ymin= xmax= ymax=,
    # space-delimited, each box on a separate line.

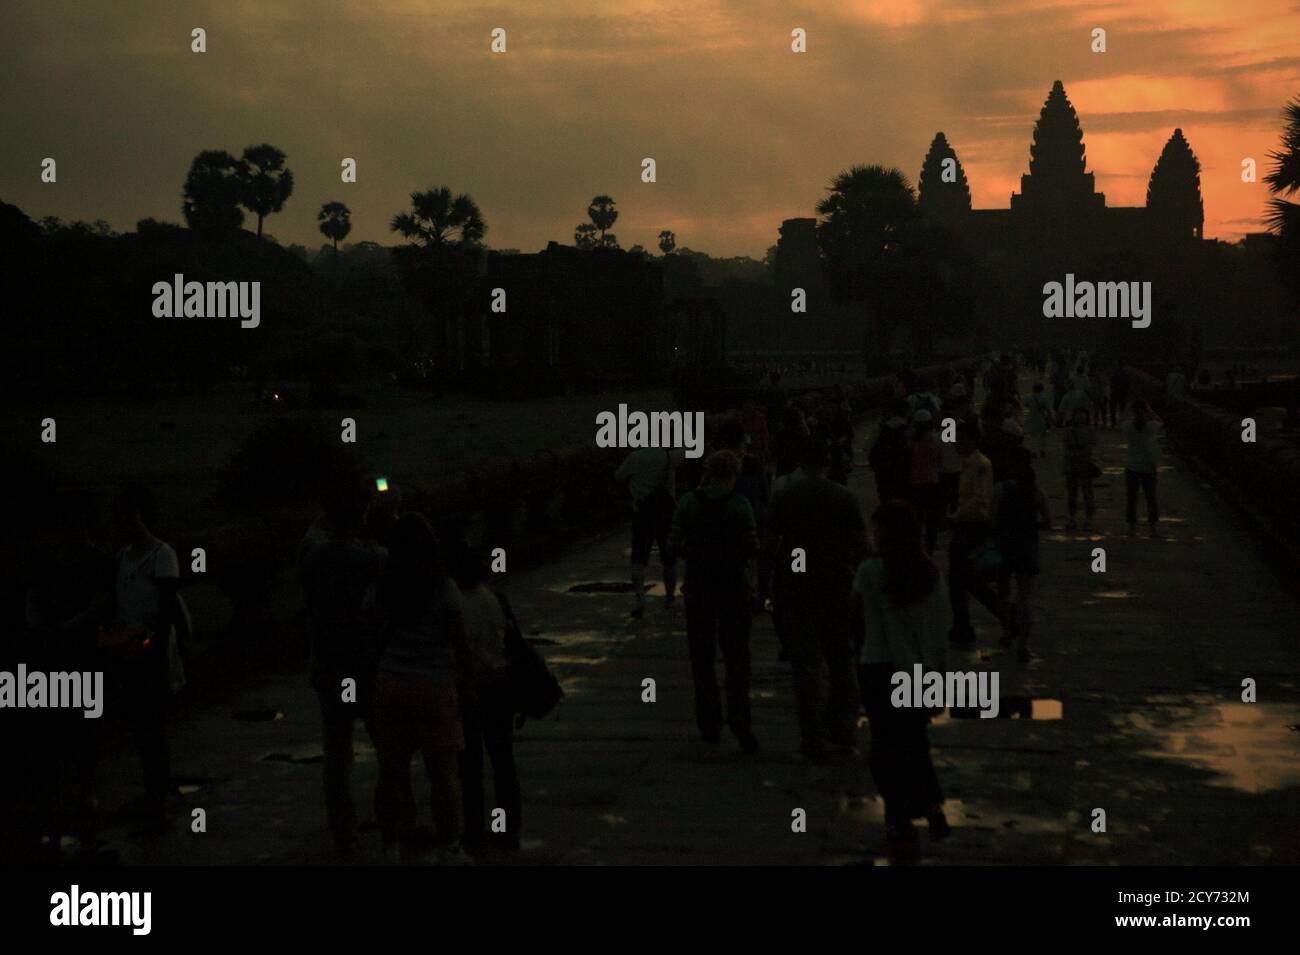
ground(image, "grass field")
xmin=4 ymin=383 xmax=675 ymax=538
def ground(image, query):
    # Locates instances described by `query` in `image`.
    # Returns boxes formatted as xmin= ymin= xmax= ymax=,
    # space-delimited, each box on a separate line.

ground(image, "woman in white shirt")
xmin=851 ymin=500 xmax=951 ymax=860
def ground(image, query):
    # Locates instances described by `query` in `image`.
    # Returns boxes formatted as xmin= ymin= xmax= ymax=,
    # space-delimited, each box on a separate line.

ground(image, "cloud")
xmin=0 ymin=0 xmax=1296 ymax=255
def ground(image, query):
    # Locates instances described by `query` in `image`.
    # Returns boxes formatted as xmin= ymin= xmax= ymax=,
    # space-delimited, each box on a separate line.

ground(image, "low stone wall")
xmin=415 ymin=358 xmax=978 ymax=564
xmin=1128 ymin=367 xmax=1300 ymax=567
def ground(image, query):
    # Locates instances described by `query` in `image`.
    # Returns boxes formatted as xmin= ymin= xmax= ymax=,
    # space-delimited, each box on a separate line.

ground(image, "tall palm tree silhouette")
xmin=391 ymin=187 xmax=486 ymax=247
xmin=1266 ymin=96 xmax=1300 ymax=292
xmin=238 ymin=144 xmax=294 ymax=238
xmin=587 ymin=195 xmax=618 ymax=242
xmin=318 ymin=201 xmax=352 ymax=255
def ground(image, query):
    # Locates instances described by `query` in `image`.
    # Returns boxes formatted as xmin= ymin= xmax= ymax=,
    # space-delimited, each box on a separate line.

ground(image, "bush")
xmin=219 ymin=415 xmax=367 ymax=506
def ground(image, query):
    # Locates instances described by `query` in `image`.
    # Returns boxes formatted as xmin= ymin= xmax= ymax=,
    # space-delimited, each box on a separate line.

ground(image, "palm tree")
xmin=317 ymin=201 xmax=352 ymax=255
xmin=658 ymin=230 xmax=676 ymax=255
xmin=574 ymin=223 xmax=598 ymax=249
xmin=599 ymin=233 xmax=620 ymax=249
xmin=237 ymin=144 xmax=294 ymax=238
xmin=587 ymin=195 xmax=618 ymax=241
xmin=390 ymin=187 xmax=486 ymax=247
xmin=816 ymin=164 xmax=918 ymax=359
xmin=182 ymin=149 xmax=245 ymax=236
xmin=1265 ymin=96 xmax=1300 ymax=293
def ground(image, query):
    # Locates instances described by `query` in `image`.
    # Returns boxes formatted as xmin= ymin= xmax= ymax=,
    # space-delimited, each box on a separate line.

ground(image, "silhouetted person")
xmin=908 ymin=410 xmax=944 ymax=555
xmin=24 ymin=490 xmax=112 ymax=848
xmin=1024 ymin=382 xmax=1052 ymax=457
xmin=1087 ymin=362 xmax=1108 ymax=429
xmin=364 ymin=513 xmax=472 ymax=858
xmin=1063 ymin=407 xmax=1096 ymax=531
xmin=1109 ymin=361 xmax=1129 ymax=427
xmin=869 ymin=400 xmax=912 ymax=503
xmin=940 ymin=384 xmax=974 ymax=516
xmin=992 ymin=449 xmax=1050 ymax=662
xmin=108 ymin=485 xmax=180 ymax=831
xmin=671 ymin=451 xmax=759 ymax=752
xmin=947 ymin=423 xmax=999 ymax=647
xmin=763 ymin=439 xmax=865 ymax=761
xmin=1122 ymin=399 xmax=1163 ymax=538
xmin=450 ymin=547 xmax=522 ymax=853
xmin=852 ymin=501 xmax=950 ymax=861
xmin=771 ymin=405 xmax=810 ymax=478
xmin=299 ymin=478 xmax=387 ymax=851
xmin=615 ymin=447 xmax=682 ymax=618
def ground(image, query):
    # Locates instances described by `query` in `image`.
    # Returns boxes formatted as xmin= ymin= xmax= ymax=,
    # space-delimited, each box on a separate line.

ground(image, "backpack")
xmin=496 ymin=592 xmax=563 ymax=719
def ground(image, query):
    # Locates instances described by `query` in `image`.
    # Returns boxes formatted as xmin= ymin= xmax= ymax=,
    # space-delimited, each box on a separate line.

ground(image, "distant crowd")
xmin=14 ymin=347 xmax=1172 ymax=864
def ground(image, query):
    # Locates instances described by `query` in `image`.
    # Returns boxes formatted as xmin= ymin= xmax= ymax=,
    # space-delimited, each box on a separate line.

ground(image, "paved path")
xmin=88 ymin=382 xmax=1300 ymax=865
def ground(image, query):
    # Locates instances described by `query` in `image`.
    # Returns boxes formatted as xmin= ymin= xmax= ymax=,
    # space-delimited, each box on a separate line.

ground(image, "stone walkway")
xmin=87 ymin=383 xmax=1300 ymax=865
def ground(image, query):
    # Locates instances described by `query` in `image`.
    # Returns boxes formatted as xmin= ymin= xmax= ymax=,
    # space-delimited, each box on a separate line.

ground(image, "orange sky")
xmin=3 ymin=0 xmax=1298 ymax=256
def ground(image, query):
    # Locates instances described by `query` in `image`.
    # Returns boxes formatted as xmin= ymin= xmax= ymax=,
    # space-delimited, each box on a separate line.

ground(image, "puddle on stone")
xmin=1131 ymin=703 xmax=1300 ymax=793
xmin=234 ymin=708 xmax=285 ymax=722
xmin=261 ymin=752 xmax=324 ymax=764
xmin=567 ymin=581 xmax=638 ymax=594
xmin=563 ymin=580 xmax=669 ymax=597
xmin=938 ymin=697 xmax=1063 ymax=720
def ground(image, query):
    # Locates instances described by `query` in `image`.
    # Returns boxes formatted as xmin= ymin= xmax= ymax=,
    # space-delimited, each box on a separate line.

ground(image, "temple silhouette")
xmin=778 ymin=79 xmax=1205 ymax=273
xmin=923 ymin=79 xmax=1205 ymax=258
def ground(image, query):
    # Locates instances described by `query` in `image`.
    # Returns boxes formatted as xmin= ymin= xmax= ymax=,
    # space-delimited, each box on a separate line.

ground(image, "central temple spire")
xmin=1011 ymin=80 xmax=1105 ymax=215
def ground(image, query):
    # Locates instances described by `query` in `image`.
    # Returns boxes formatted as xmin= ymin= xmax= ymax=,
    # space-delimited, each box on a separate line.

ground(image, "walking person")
xmin=1024 ymin=383 xmax=1053 ymax=458
xmin=939 ymin=384 xmax=975 ymax=517
xmin=908 ymin=410 xmax=944 ymax=556
xmin=869 ymin=400 xmax=913 ymax=505
xmin=615 ymin=446 xmax=683 ymax=618
xmin=670 ymin=451 xmax=760 ymax=752
xmin=1062 ymin=408 xmax=1097 ymax=531
xmin=1087 ymin=363 xmax=1109 ymax=430
xmin=1109 ymin=361 xmax=1129 ymax=429
xmin=365 ymin=513 xmax=472 ymax=859
xmin=763 ymin=440 xmax=866 ymax=761
xmin=1122 ymin=399 xmax=1164 ymax=537
xmin=991 ymin=450 xmax=1050 ymax=662
xmin=947 ymin=423 xmax=1000 ymax=647
xmin=106 ymin=486 xmax=182 ymax=832
xmin=449 ymin=547 xmax=522 ymax=854
xmin=300 ymin=478 xmax=388 ymax=851
xmin=852 ymin=501 xmax=951 ymax=861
